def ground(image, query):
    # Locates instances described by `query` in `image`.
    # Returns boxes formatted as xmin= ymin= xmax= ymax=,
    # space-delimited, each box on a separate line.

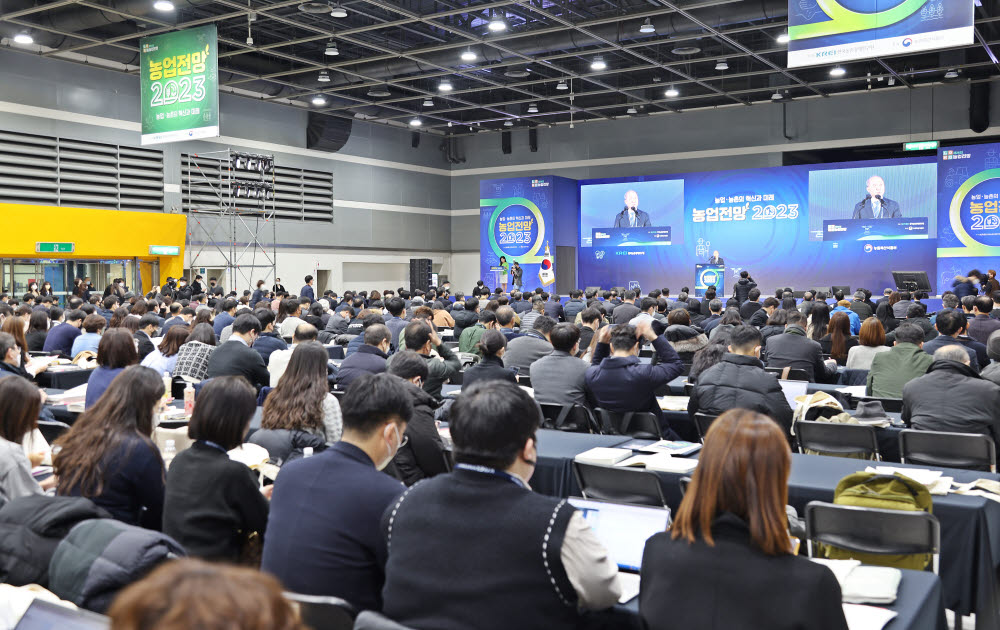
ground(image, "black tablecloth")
xmin=532 ymin=430 xmax=632 ymax=498
xmin=36 ymin=367 xmax=93 ymax=390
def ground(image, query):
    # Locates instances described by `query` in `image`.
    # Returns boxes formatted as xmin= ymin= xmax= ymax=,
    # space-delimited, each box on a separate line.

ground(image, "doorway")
xmin=1 ymin=259 xmax=140 ymax=305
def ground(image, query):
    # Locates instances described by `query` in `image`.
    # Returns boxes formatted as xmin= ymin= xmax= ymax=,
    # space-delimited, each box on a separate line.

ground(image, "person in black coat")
xmin=688 ymin=326 xmax=793 ymax=438
xmin=386 ymin=352 xmax=449 ymax=486
xmin=764 ymin=310 xmax=837 ymax=383
xmin=640 ymin=408 xmax=847 ymax=630
xmin=452 ymin=299 xmax=480 ymax=340
xmin=732 ymin=271 xmax=757 ymax=305
xmin=463 ymin=329 xmax=518 ymax=390
xmin=163 ymin=377 xmax=270 ymax=562
xmin=134 ymin=314 xmax=160 ymax=362
xmin=205 ymin=314 xmax=270 ymax=390
xmin=336 ymin=325 xmax=391 ymax=388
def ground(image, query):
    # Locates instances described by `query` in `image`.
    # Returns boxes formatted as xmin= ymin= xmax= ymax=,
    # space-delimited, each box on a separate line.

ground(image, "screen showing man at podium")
xmin=580 ymin=179 xmax=683 ymax=249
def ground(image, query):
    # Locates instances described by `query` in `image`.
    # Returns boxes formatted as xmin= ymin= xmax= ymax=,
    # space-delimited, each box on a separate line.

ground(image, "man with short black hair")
xmin=923 ymin=309 xmax=980 ymax=371
xmin=511 ymin=291 xmax=533 ymax=315
xmin=504 ymin=316 xmax=556 ymax=373
xmin=739 ymin=287 xmax=763 ymax=321
xmin=42 ymin=309 xmax=85 ymax=356
xmin=264 ymin=373 xmax=411 ymax=610
xmin=134 ymin=313 xmax=160 ymax=361
xmin=563 ymin=290 xmax=586 ymax=323
xmin=576 ymin=307 xmax=602 ymax=355
xmin=748 ymin=296 xmax=779 ymax=328
xmin=969 ymin=296 xmax=1000 ymax=344
xmin=867 ymin=323 xmax=934 ymax=398
xmin=386 ymin=321 xmax=460 ymax=400
xmin=213 ymin=299 xmax=238 ymax=337
xmin=902 ymin=345 xmax=1000 ymax=440
xmin=380 ymin=380 xmax=620 ymax=628
xmin=452 ymin=297 xmax=480 ymax=340
xmin=252 ymin=308 xmax=287 ymax=365
xmin=701 ymin=299 xmax=725 ymax=334
xmin=629 ymin=297 xmax=659 ymax=327
xmin=206 ymin=313 xmax=270 ymax=389
xmin=543 ymin=293 xmax=564 ymax=322
xmin=300 ymin=274 xmax=315 ymax=302
xmin=459 ymin=309 xmax=498 ymax=355
xmin=346 ymin=312 xmax=386 ymax=358
xmin=689 ymin=325 xmax=793 ymax=437
xmin=612 ymin=290 xmax=641 ymax=325
xmin=733 ymin=270 xmax=757 ymax=304
xmin=386 ymin=351 xmax=448 ymax=486
xmin=530 ymin=323 xmax=588 ymax=406
xmin=764 ymin=310 xmax=837 ymax=383
xmin=337 ymin=324 xmax=391 ymax=388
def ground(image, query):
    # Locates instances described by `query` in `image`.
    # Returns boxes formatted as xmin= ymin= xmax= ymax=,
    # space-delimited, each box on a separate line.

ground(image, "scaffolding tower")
xmin=184 ymin=149 xmax=277 ymax=294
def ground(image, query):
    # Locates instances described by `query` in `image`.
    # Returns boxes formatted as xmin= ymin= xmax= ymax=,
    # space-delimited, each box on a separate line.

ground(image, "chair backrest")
xmin=540 ymin=403 xmax=599 ymax=433
xmin=854 ymin=396 xmax=903 ymax=413
xmin=456 ymin=352 xmax=480 ymax=368
xmin=354 ymin=610 xmax=417 ymax=630
xmin=796 ymin=421 xmax=880 ymax=460
xmin=678 ymin=475 xmax=692 ymax=498
xmin=692 ymin=412 xmax=717 ymax=443
xmin=764 ymin=366 xmax=810 ymax=382
xmin=594 ymin=408 xmax=662 ymax=439
xmin=37 ymin=419 xmax=71 ymax=444
xmin=804 ymin=501 xmax=940 ymax=573
xmin=516 ymin=374 xmax=532 ymax=388
xmin=572 ymin=461 xmax=668 ymax=508
xmin=285 ymin=592 xmax=357 ymax=630
xmin=899 ymin=429 xmax=997 ymax=472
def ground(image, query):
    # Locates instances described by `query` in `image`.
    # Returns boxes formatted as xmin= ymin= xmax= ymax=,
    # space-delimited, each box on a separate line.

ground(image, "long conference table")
xmin=534 ymin=429 xmax=1000 ymax=630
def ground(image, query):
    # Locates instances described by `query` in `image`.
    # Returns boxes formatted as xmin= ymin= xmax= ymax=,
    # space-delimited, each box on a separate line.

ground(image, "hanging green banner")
xmin=140 ymin=24 xmax=219 ymax=145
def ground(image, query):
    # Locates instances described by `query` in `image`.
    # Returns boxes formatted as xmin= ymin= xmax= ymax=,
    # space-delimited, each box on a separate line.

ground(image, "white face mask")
xmin=377 ymin=424 xmax=403 ymax=471
xmin=13 ymin=352 xmax=21 ymax=367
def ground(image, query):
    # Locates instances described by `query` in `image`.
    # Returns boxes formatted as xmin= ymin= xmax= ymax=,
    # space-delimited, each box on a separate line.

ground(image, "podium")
xmin=695 ymin=264 xmax=725 ymax=298
xmin=487 ymin=265 xmax=504 ymax=290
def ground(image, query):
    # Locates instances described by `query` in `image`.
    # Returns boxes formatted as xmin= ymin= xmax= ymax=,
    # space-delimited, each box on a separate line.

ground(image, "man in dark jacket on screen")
xmin=688 ymin=325 xmax=793 ymax=438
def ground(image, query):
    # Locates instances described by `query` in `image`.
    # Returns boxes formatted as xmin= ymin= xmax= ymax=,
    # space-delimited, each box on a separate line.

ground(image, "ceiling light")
xmin=461 ymin=48 xmax=476 ymax=62
xmin=324 ymin=40 xmax=338 ymax=56
xmin=423 ymin=97 xmax=434 ymax=107
xmin=12 ymin=31 xmax=33 ymax=44
xmin=715 ymin=59 xmax=729 ymax=71
xmin=488 ymin=12 xmax=507 ymax=32
xmin=317 ymin=70 xmax=330 ymax=82
xmin=626 ymin=106 xmax=638 ymax=114
xmin=438 ymin=79 xmax=453 ymax=92
xmin=665 ymin=86 xmax=679 ymax=98
xmin=329 ymin=3 xmax=347 ymax=18
xmin=503 ymin=120 xmax=514 ymax=127
xmin=527 ymin=103 xmax=538 ymax=113
xmin=591 ymin=56 xmax=607 ymax=71
xmin=944 ymin=69 xmax=960 ymax=79
xmin=671 ymin=46 xmax=701 ymax=56
xmin=639 ymin=18 xmax=655 ymax=34
xmin=311 ymin=95 xmax=327 ymax=106
xmin=504 ymin=68 xmax=530 ymax=78
xmin=829 ymin=66 xmax=846 ymax=77
xmin=556 ymin=79 xmax=568 ymax=90
xmin=367 ymin=85 xmax=391 ymax=97
xmin=771 ymin=91 xmax=783 ymax=101
xmin=153 ymin=0 xmax=174 ymax=11
xmin=776 ymin=32 xmax=790 ymax=44
xmin=409 ymin=118 xmax=422 ymax=127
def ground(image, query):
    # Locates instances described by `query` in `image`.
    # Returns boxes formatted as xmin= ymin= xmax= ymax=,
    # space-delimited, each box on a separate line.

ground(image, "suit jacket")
xmin=336 ymin=344 xmax=389 ymax=388
xmin=968 ymin=314 xmax=1000 ymax=345
xmin=502 ymin=332 xmax=554 ymax=373
xmin=707 ymin=256 xmax=724 ymax=265
xmin=763 ymin=326 xmax=835 ymax=383
xmin=206 ymin=339 xmax=270 ymax=390
xmin=135 ymin=331 xmax=155 ymax=362
xmin=530 ymin=350 xmax=589 ymax=407
xmin=852 ymin=197 xmax=901 ymax=219
xmin=300 ymin=285 xmax=315 ymax=302
xmin=613 ymin=208 xmax=651 ymax=228
xmin=640 ymin=513 xmax=847 ymax=630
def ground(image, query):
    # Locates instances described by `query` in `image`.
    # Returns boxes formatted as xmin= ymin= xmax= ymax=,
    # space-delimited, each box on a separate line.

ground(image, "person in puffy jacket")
xmin=386 ymin=351 xmax=448 ymax=486
xmin=688 ymin=325 xmax=793 ymax=439
xmin=732 ymin=271 xmax=757 ymax=304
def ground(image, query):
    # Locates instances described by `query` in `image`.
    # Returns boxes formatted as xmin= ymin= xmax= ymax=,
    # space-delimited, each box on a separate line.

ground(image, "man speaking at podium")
xmin=852 ymin=175 xmax=902 ymax=219
xmin=707 ymin=250 xmax=724 ymax=265
xmin=614 ymin=189 xmax=652 ymax=228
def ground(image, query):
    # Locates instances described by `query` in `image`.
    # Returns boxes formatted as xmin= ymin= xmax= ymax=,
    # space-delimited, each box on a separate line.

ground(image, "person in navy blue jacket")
xmin=261 ymin=373 xmax=412 ymax=611
xmin=300 ymin=275 xmax=315 ymax=303
xmin=585 ymin=320 xmax=685 ymax=437
xmin=42 ymin=309 xmax=84 ymax=356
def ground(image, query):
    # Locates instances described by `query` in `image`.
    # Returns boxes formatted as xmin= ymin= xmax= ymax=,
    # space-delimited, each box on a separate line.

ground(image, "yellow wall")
xmin=0 ymin=203 xmax=187 ymax=283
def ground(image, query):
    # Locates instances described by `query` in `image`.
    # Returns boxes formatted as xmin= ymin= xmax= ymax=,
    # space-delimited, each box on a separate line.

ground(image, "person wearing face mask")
xmin=335 ymin=324 xmax=391 ymax=388
xmin=205 ymin=313 xmax=270 ymax=390
xmin=384 ymin=350 xmax=448 ymax=486
xmin=262 ymin=372 xmax=412 ymax=611
xmin=173 ymin=277 xmax=192 ymax=301
xmin=687 ymin=324 xmax=794 ymax=441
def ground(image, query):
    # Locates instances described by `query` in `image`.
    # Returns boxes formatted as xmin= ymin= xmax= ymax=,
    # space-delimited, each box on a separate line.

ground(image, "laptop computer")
xmin=14 ymin=598 xmax=109 ymax=630
xmin=568 ymin=497 xmax=671 ymax=603
xmin=779 ymin=379 xmax=809 ymax=410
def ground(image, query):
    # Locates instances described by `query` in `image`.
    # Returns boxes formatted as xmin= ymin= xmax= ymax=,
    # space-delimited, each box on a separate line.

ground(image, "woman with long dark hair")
xmin=760 ymin=309 xmax=788 ymax=347
xmin=141 ymin=324 xmax=191 ymax=376
xmin=806 ymin=302 xmax=830 ymax=342
xmin=260 ymin=341 xmax=342 ymax=444
xmin=498 ymin=255 xmax=509 ymax=293
xmin=39 ymin=281 xmax=53 ymax=297
xmin=0 ymin=376 xmax=44 ymax=501
xmin=819 ymin=312 xmax=858 ymax=366
xmin=193 ymin=308 xmax=214 ymax=329
xmin=86 ymin=328 xmax=140 ymax=408
xmin=25 ymin=310 xmax=50 ymax=352
xmin=639 ymin=409 xmax=847 ymax=630
xmin=876 ymin=291 xmax=900 ymax=333
xmin=108 ymin=307 xmax=130 ymax=329
xmin=55 ymin=366 xmax=166 ymax=527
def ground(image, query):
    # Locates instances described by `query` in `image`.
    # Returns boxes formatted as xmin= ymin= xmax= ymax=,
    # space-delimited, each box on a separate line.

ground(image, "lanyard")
xmin=198 ymin=440 xmax=228 ymax=454
xmin=454 ymin=463 xmax=528 ymax=490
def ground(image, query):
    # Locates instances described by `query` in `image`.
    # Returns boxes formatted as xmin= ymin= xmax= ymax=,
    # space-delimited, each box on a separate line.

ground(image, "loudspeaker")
xmin=555 ymin=246 xmax=576 ymax=295
xmin=501 ymin=131 xmax=511 ymax=154
xmin=970 ymin=83 xmax=990 ymax=134
xmin=409 ymin=258 xmax=432 ymax=293
xmin=306 ymin=112 xmax=353 ymax=152
xmin=411 ymin=131 xmax=421 ymax=148
xmin=529 ymin=127 xmax=538 ymax=153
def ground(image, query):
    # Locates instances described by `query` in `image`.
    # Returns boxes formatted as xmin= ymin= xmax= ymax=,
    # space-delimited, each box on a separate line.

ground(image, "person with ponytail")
xmin=462 ymin=328 xmax=517 ymax=390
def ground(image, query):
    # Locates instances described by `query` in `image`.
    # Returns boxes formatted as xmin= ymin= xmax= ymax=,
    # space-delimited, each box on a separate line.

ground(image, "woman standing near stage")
xmin=498 ymin=256 xmax=509 ymax=293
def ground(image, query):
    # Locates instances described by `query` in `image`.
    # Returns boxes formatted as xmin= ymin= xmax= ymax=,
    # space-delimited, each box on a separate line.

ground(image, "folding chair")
xmin=899 ymin=429 xmax=996 ymax=472
xmin=693 ymin=412 xmax=718 ymax=443
xmin=594 ymin=408 xmax=662 ymax=439
xmin=284 ymin=592 xmax=356 ymax=630
xmin=796 ymin=421 xmax=880 ymax=460
xmin=572 ymin=461 xmax=668 ymax=508
xmin=539 ymin=403 xmax=600 ymax=433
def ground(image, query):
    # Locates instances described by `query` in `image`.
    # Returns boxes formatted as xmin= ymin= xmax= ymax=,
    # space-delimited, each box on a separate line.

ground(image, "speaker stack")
xmin=409 ymin=258 xmax=433 ymax=293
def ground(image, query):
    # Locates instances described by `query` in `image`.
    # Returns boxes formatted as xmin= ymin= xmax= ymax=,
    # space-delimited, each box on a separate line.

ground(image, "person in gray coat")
xmin=530 ymin=323 xmax=589 ymax=407
xmin=503 ymin=316 xmax=556 ymax=374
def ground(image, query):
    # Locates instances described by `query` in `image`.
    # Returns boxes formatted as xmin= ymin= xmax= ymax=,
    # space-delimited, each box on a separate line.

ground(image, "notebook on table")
xmin=568 ymin=497 xmax=671 ymax=604
xmin=779 ymin=379 xmax=809 ymax=410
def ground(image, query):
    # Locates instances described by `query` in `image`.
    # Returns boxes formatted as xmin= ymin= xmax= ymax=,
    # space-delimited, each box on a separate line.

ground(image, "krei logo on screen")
xmin=943 ymin=151 xmax=972 ymax=161
xmin=864 ymin=244 xmax=898 ymax=253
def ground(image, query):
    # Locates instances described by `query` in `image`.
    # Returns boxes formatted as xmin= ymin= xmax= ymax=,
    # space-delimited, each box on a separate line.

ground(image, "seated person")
xmin=206 ymin=313 xmax=270 ymax=390
xmin=463 ymin=329 xmax=517 ymax=389
xmin=867 ymin=323 xmax=934 ymax=398
xmin=902 ymin=345 xmax=1000 ymax=440
xmin=530 ymin=323 xmax=588 ymax=407
xmin=458 ymin=309 xmax=498 ymax=355
xmin=0 ymin=376 xmax=45 ymax=501
xmin=640 ymin=408 xmax=848 ymax=630
xmin=386 ymin=350 xmax=449 ymax=486
xmin=503 ymin=316 xmax=556 ymax=373
xmin=923 ymin=309 xmax=980 ymax=371
xmin=70 ymin=313 xmax=106 ymax=357
xmin=268 ymin=322 xmax=318 ymax=387
xmin=818 ymin=312 xmax=859 ymax=367
xmin=380 ymin=380 xmax=621 ymax=630
xmin=337 ymin=323 xmax=391 ymax=388
xmin=846 ymin=318 xmax=890 ymax=370
xmin=262 ymin=373 xmax=411 ymax=611
xmin=764 ymin=310 xmax=837 ymax=382
xmin=42 ymin=309 xmax=84 ymax=356
xmin=163 ymin=376 xmax=270 ymax=561
xmin=386 ymin=321 xmax=460 ymax=401
xmin=688 ymin=325 xmax=793 ymax=438
xmin=85 ymin=328 xmax=140 ymax=408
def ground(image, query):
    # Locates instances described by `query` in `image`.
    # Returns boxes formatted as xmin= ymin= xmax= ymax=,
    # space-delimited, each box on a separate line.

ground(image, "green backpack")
xmin=817 ymin=472 xmax=933 ymax=571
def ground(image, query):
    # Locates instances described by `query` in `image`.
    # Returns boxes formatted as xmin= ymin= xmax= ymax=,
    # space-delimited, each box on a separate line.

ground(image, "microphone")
xmin=874 ymin=195 xmax=883 ymax=202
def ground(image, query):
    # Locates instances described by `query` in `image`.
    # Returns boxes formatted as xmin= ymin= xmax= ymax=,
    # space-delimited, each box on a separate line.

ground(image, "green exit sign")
xmin=149 ymin=245 xmax=180 ymax=256
xmin=35 ymin=242 xmax=75 ymax=254
xmin=903 ymin=141 xmax=939 ymax=151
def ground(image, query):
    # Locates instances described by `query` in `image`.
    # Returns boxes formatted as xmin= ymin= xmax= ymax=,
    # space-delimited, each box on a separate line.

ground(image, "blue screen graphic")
xmin=579 ymin=179 xmax=684 ymax=247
